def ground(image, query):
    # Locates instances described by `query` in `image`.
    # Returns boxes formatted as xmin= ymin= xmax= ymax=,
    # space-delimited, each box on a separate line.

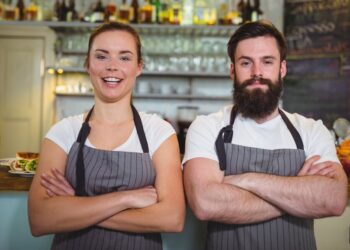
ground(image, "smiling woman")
xmin=28 ymin=22 xmax=185 ymax=250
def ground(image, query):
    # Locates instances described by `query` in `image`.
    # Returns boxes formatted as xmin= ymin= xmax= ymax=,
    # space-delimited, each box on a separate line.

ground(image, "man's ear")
xmin=230 ymin=63 xmax=235 ymax=80
xmin=280 ymin=60 xmax=287 ymax=78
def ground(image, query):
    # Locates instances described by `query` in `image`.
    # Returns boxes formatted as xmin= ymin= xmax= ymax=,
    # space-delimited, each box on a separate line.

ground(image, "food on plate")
xmin=336 ymin=140 xmax=350 ymax=176
xmin=14 ymin=152 xmax=39 ymax=172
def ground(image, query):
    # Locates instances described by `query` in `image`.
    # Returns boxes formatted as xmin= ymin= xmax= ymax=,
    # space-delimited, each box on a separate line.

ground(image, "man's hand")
xmin=298 ymin=155 xmax=338 ymax=177
xmin=41 ymin=168 xmax=75 ymax=197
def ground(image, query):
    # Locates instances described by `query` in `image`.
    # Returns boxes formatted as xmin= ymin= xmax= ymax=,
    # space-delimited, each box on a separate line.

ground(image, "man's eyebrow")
xmin=237 ymin=55 xmax=277 ymax=60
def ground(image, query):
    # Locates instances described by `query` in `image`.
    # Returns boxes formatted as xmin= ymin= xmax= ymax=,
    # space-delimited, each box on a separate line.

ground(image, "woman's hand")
xmin=41 ymin=168 xmax=75 ymax=197
xmin=41 ymin=169 xmax=158 ymax=208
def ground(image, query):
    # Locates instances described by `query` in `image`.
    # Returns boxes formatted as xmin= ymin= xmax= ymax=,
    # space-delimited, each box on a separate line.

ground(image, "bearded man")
xmin=182 ymin=20 xmax=348 ymax=250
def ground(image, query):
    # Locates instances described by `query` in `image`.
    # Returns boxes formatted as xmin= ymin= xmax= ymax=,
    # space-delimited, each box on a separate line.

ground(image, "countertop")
xmin=0 ymin=166 xmax=32 ymax=191
xmin=0 ymin=166 xmax=350 ymax=196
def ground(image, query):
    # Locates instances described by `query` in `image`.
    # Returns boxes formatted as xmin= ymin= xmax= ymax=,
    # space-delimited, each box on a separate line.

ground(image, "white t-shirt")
xmin=46 ymin=112 xmax=175 ymax=158
xmin=183 ymin=105 xmax=339 ymax=164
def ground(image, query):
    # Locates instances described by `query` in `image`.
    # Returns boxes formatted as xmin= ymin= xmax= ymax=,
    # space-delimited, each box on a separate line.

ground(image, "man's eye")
xmin=241 ymin=61 xmax=250 ymax=66
xmin=264 ymin=60 xmax=273 ymax=65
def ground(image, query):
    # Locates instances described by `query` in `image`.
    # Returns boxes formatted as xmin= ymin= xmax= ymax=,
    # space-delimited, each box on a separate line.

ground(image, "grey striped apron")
xmin=210 ymin=107 xmax=316 ymax=250
xmin=51 ymin=105 xmax=162 ymax=250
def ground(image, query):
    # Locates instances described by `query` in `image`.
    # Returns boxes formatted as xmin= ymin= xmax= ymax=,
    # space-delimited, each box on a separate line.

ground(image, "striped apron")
xmin=210 ymin=107 xmax=317 ymax=250
xmin=51 ymin=105 xmax=162 ymax=250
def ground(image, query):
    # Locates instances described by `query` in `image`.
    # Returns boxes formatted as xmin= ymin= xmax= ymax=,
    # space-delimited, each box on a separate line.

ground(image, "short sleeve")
xmin=143 ymin=114 xmax=176 ymax=157
xmin=305 ymin=119 xmax=340 ymax=163
xmin=182 ymin=115 xmax=220 ymax=164
xmin=45 ymin=116 xmax=82 ymax=154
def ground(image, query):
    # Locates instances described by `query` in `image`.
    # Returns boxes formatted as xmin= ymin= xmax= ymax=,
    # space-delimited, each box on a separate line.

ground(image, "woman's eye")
xmin=120 ymin=56 xmax=131 ymax=61
xmin=95 ymin=54 xmax=106 ymax=60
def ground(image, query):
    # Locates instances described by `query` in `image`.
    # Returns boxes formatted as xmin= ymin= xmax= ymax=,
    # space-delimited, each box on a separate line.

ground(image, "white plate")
xmin=8 ymin=170 xmax=35 ymax=177
xmin=0 ymin=158 xmax=16 ymax=166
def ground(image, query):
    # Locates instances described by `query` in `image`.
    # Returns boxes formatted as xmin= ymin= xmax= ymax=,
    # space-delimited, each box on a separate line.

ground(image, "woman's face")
xmin=87 ymin=30 xmax=142 ymax=103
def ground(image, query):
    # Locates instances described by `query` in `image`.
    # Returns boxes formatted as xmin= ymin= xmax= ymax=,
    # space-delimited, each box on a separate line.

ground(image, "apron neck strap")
xmin=75 ymin=105 xmax=149 ymax=196
xmin=215 ymin=106 xmax=238 ymax=171
xmin=278 ymin=109 xmax=304 ymax=150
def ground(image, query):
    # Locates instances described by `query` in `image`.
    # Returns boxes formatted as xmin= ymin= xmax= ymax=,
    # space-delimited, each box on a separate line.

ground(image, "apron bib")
xmin=52 ymin=105 xmax=162 ymax=250
xmin=208 ymin=107 xmax=316 ymax=250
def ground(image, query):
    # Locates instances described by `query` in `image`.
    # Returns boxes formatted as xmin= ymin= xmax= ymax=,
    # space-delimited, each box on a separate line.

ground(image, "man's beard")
xmin=233 ymin=75 xmax=283 ymax=120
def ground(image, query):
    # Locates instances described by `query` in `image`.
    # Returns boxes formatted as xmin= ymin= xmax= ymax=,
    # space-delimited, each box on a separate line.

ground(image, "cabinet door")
xmin=0 ymin=37 xmax=43 ymax=157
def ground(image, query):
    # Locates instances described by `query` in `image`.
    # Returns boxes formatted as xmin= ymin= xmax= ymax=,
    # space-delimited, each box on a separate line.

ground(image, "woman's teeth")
xmin=103 ymin=77 xmax=121 ymax=84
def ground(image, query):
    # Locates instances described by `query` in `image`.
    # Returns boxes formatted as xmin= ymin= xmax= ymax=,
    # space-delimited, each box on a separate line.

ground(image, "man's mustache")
xmin=241 ymin=77 xmax=273 ymax=88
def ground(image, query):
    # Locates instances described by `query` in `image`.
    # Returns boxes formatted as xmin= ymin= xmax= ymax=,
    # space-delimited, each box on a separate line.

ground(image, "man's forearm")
xmin=189 ymin=182 xmax=284 ymax=224
xmin=235 ymin=171 xmax=348 ymax=218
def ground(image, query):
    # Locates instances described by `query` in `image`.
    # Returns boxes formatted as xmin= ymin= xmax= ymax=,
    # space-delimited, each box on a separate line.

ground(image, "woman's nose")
xmin=106 ymin=60 xmax=119 ymax=71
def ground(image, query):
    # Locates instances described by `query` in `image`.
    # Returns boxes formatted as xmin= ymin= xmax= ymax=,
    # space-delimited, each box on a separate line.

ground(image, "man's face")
xmin=230 ymin=36 xmax=287 ymax=119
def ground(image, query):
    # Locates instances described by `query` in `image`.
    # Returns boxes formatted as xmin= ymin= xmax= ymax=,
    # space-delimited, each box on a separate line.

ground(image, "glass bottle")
xmin=105 ymin=0 xmax=117 ymax=21
xmin=91 ymin=0 xmax=105 ymax=22
xmin=16 ymin=0 xmax=25 ymax=20
xmin=130 ymin=0 xmax=139 ymax=23
xmin=160 ymin=0 xmax=170 ymax=24
xmin=66 ymin=0 xmax=78 ymax=21
xmin=118 ymin=0 xmax=131 ymax=23
xmin=251 ymin=0 xmax=262 ymax=21
xmin=169 ymin=0 xmax=182 ymax=25
xmin=139 ymin=0 xmax=153 ymax=24
xmin=25 ymin=1 xmax=39 ymax=21
xmin=151 ymin=0 xmax=161 ymax=23
xmin=243 ymin=0 xmax=252 ymax=23
xmin=182 ymin=0 xmax=193 ymax=25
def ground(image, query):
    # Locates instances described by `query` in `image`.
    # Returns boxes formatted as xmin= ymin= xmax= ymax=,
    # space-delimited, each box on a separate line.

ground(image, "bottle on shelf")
xmin=25 ymin=1 xmax=39 ymax=21
xmin=58 ymin=0 xmax=68 ymax=21
xmin=169 ymin=0 xmax=182 ymax=25
xmin=139 ymin=0 xmax=154 ymax=24
xmin=16 ymin=0 xmax=25 ymax=20
xmin=251 ymin=0 xmax=262 ymax=21
xmin=160 ymin=0 xmax=170 ymax=24
xmin=151 ymin=0 xmax=161 ymax=23
xmin=236 ymin=0 xmax=245 ymax=24
xmin=217 ymin=0 xmax=230 ymax=25
xmin=52 ymin=0 xmax=60 ymax=21
xmin=130 ymin=0 xmax=139 ymax=23
xmin=118 ymin=0 xmax=131 ymax=23
xmin=91 ymin=0 xmax=105 ymax=23
xmin=182 ymin=0 xmax=193 ymax=25
xmin=66 ymin=0 xmax=78 ymax=21
xmin=105 ymin=0 xmax=117 ymax=22
xmin=193 ymin=0 xmax=216 ymax=25
xmin=242 ymin=0 xmax=252 ymax=23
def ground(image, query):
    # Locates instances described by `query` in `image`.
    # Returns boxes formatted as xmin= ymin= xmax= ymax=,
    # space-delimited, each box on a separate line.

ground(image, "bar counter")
xmin=1 ymin=166 xmax=350 ymax=196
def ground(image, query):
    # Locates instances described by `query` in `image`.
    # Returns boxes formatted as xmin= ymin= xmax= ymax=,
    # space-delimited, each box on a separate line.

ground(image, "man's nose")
xmin=251 ymin=64 xmax=262 ymax=78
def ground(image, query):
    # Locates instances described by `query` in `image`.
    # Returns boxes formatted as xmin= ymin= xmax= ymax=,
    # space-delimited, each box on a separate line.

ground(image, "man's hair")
xmin=227 ymin=20 xmax=287 ymax=63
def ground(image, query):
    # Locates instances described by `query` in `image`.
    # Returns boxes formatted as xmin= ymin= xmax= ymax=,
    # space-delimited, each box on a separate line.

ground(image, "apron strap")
xmin=75 ymin=106 xmax=94 ymax=196
xmin=132 ymin=105 xmax=149 ymax=153
xmin=74 ymin=105 xmax=149 ymax=196
xmin=278 ymin=109 xmax=304 ymax=150
xmin=215 ymin=106 xmax=238 ymax=170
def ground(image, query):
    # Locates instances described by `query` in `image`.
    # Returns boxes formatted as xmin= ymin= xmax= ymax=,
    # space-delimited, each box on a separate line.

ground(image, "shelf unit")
xmin=55 ymin=91 xmax=231 ymax=101
xmin=47 ymin=66 xmax=230 ymax=78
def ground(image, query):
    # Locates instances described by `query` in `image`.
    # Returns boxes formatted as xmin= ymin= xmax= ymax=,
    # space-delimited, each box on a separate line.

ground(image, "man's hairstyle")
xmin=227 ymin=20 xmax=287 ymax=63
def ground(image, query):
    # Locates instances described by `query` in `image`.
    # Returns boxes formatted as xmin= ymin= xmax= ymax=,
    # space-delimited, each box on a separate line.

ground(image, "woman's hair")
xmin=227 ymin=19 xmax=287 ymax=63
xmin=84 ymin=22 xmax=143 ymax=68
